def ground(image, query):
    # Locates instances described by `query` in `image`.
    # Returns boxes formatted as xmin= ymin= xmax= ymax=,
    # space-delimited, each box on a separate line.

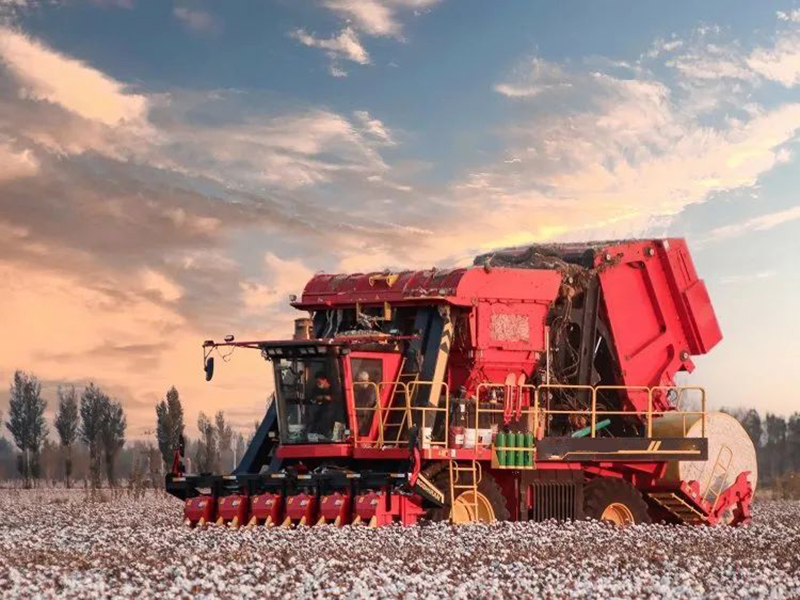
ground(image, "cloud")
xmin=719 ymin=270 xmax=776 ymax=285
xmin=747 ymin=33 xmax=800 ymax=86
xmin=0 ymin=137 xmax=38 ymax=180
xmin=705 ymin=205 xmax=800 ymax=242
xmin=241 ymin=254 xmax=314 ymax=313
xmin=776 ymin=9 xmax=800 ymax=23
xmin=353 ymin=110 xmax=394 ymax=144
xmin=494 ymin=83 xmax=551 ymax=98
xmin=493 ymin=58 xmax=574 ymax=98
xmin=323 ymin=0 xmax=396 ymax=37
xmin=338 ymin=39 xmax=800 ymax=267
xmin=0 ymin=0 xmax=39 ymax=18
xmin=658 ymin=18 xmax=800 ymax=89
xmin=0 ymin=27 xmax=398 ymax=191
xmin=294 ymin=1 xmax=441 ymax=75
xmin=291 ymin=27 xmax=370 ymax=72
xmin=173 ymin=7 xmax=220 ymax=34
xmin=0 ymin=262 xmax=274 ymax=437
xmin=668 ymin=44 xmax=756 ymax=83
xmin=645 ymin=37 xmax=684 ymax=59
xmin=0 ymin=27 xmax=148 ymax=125
xmin=321 ymin=0 xmax=440 ymax=38
xmin=89 ymin=0 xmax=135 ymax=7
xmin=0 ymin=27 xmax=415 ymax=433
xmin=140 ymin=268 xmax=183 ymax=303
xmin=0 ymin=264 xmax=184 ymax=421
xmin=5 ymin=17 xmax=800 ymax=433
xmin=155 ymin=106 xmax=393 ymax=190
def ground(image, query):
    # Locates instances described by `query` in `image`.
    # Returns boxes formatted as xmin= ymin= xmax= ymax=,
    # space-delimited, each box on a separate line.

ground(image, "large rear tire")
xmin=429 ymin=468 xmax=510 ymax=523
xmin=583 ymin=477 xmax=651 ymax=525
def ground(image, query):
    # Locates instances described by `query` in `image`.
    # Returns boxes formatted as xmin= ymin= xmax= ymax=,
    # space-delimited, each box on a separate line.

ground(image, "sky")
xmin=0 ymin=0 xmax=799 ymax=440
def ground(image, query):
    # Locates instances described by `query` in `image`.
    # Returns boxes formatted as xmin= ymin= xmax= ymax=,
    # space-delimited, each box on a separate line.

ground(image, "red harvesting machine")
xmin=167 ymin=239 xmax=757 ymax=528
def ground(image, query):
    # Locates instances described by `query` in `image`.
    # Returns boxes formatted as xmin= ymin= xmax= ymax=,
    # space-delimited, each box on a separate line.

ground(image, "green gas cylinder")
xmin=524 ymin=431 xmax=534 ymax=467
xmin=515 ymin=432 xmax=525 ymax=467
xmin=495 ymin=431 xmax=507 ymax=467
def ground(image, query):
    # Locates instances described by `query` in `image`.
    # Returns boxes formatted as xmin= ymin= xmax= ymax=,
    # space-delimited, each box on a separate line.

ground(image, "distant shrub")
xmin=772 ymin=472 xmax=800 ymax=500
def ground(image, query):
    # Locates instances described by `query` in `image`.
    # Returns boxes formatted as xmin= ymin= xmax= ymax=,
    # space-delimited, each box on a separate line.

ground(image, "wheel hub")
xmin=600 ymin=502 xmax=635 ymax=525
xmin=451 ymin=490 xmax=496 ymax=523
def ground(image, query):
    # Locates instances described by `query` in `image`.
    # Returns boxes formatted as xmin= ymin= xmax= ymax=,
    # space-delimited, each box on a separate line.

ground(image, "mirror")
xmin=204 ymin=356 xmax=215 ymax=381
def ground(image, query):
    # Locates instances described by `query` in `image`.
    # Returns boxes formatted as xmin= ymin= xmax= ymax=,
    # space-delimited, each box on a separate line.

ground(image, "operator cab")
xmin=265 ymin=343 xmax=348 ymax=444
xmin=264 ymin=341 xmax=401 ymax=445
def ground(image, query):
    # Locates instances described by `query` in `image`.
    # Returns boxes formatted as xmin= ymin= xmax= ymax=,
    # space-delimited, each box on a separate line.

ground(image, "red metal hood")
xmin=294 ymin=267 xmax=562 ymax=310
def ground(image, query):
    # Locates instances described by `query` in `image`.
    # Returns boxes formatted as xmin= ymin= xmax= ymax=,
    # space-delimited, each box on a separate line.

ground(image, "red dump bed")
xmin=594 ymin=239 xmax=722 ymax=406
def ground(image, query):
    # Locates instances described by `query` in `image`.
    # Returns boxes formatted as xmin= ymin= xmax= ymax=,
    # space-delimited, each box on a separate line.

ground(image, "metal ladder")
xmin=648 ymin=491 xmax=707 ymax=524
xmin=649 ymin=444 xmax=734 ymax=525
xmin=448 ymin=460 xmax=481 ymax=522
xmin=703 ymin=444 xmax=734 ymax=511
xmin=381 ymin=359 xmax=418 ymax=445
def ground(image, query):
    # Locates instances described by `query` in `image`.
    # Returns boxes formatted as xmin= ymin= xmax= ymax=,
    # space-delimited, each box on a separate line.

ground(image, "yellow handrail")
xmin=349 ymin=380 xmax=708 ymax=449
xmin=407 ymin=381 xmax=450 ymax=448
xmin=353 ymin=380 xmax=410 ymax=448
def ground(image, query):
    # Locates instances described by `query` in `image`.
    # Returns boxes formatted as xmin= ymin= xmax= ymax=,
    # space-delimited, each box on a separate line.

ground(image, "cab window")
xmin=274 ymin=356 xmax=346 ymax=444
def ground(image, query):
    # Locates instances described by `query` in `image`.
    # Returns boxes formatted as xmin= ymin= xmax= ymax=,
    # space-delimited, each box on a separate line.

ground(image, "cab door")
xmin=348 ymin=352 xmax=403 ymax=445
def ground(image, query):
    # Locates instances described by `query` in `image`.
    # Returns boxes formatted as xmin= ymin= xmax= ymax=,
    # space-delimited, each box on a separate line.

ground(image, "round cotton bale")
xmin=652 ymin=411 xmax=758 ymax=500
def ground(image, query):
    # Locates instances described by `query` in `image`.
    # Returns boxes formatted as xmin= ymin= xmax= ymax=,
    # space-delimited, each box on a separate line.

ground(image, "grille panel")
xmin=531 ymin=481 xmax=579 ymax=521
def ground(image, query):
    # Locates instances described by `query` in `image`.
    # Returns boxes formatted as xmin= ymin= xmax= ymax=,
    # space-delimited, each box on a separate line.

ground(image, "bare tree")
xmin=54 ymin=385 xmax=80 ymax=488
xmin=6 ymin=371 xmax=48 ymax=488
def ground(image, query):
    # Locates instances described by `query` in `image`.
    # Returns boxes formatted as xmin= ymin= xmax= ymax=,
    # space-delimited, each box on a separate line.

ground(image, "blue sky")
xmin=0 ymin=0 xmax=798 ymax=436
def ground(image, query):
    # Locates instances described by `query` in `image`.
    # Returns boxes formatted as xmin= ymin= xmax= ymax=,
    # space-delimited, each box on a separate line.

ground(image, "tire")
xmin=428 ymin=466 xmax=510 ymax=523
xmin=583 ymin=477 xmax=651 ymax=525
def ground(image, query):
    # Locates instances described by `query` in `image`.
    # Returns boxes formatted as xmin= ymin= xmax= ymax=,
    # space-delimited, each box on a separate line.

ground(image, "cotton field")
xmin=0 ymin=489 xmax=797 ymax=599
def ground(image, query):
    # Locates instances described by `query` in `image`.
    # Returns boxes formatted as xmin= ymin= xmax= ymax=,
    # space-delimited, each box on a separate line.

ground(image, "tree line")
xmin=154 ymin=384 xmax=251 ymax=475
xmin=723 ymin=407 xmax=800 ymax=490
xmin=3 ymin=369 xmax=795 ymax=492
xmin=1 ymin=370 xmax=256 ymax=487
xmin=5 ymin=371 xmax=126 ymax=488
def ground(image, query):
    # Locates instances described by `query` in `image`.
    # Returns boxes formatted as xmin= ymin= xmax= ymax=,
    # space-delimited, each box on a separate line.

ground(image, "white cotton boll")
xmin=0 ymin=489 xmax=798 ymax=598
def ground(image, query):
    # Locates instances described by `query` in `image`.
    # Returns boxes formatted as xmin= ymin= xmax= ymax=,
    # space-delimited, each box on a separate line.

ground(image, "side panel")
xmin=681 ymin=279 xmax=722 ymax=354
xmin=597 ymin=239 xmax=721 ymax=411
